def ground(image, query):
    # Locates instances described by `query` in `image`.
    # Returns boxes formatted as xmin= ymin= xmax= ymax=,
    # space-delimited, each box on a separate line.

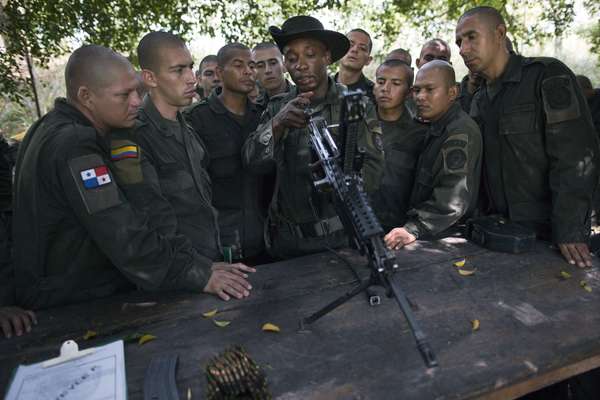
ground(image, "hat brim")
xmin=271 ymin=29 xmax=350 ymax=64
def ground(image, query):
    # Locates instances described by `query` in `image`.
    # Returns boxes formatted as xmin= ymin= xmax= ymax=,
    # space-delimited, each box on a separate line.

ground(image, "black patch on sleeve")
xmin=68 ymin=154 xmax=122 ymax=214
xmin=444 ymin=148 xmax=467 ymax=172
xmin=542 ymin=75 xmax=581 ymax=124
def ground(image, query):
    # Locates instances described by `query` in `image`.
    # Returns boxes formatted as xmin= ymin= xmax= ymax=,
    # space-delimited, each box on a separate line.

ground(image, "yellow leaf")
xmin=458 ymin=268 xmax=476 ymax=276
xmin=138 ymin=334 xmax=157 ymax=345
xmin=580 ymin=280 xmax=593 ymax=292
xmin=453 ymin=259 xmax=466 ymax=268
xmin=83 ymin=330 xmax=97 ymax=340
xmin=213 ymin=320 xmax=231 ymax=328
xmin=262 ymin=323 xmax=281 ymax=332
xmin=471 ymin=319 xmax=480 ymax=331
xmin=202 ymin=309 xmax=218 ymax=318
xmin=560 ymin=271 xmax=572 ymax=279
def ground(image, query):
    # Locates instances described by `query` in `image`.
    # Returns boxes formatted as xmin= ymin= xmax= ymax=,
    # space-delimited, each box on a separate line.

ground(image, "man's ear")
xmin=448 ymin=83 xmax=459 ymax=102
xmin=77 ymin=86 xmax=93 ymax=108
xmin=215 ymin=65 xmax=225 ymax=82
xmin=365 ymin=55 xmax=373 ymax=66
xmin=496 ymin=24 xmax=507 ymax=45
xmin=325 ymin=50 xmax=332 ymax=65
xmin=141 ymin=69 xmax=157 ymax=89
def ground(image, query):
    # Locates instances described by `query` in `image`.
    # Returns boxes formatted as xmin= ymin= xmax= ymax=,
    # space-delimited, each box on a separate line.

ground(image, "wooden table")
xmin=2 ymin=238 xmax=600 ymax=399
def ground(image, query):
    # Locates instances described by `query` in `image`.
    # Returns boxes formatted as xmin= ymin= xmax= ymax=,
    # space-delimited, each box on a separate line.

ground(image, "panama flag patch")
xmin=80 ymin=166 xmax=112 ymax=189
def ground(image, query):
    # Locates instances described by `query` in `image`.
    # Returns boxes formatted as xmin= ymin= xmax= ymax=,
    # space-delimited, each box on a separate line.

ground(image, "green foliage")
xmin=0 ymin=0 xmax=598 ymax=121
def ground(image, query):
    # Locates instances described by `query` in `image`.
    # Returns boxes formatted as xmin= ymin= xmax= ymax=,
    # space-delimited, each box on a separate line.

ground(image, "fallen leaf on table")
xmin=262 ymin=323 xmax=281 ymax=332
xmin=471 ymin=319 xmax=480 ymax=331
xmin=138 ymin=334 xmax=157 ymax=345
xmin=123 ymin=332 xmax=144 ymax=343
xmin=559 ymin=271 xmax=572 ymax=280
xmin=580 ymin=280 xmax=592 ymax=293
xmin=213 ymin=320 xmax=231 ymax=328
xmin=458 ymin=268 xmax=476 ymax=276
xmin=453 ymin=259 xmax=466 ymax=268
xmin=83 ymin=330 xmax=97 ymax=340
xmin=202 ymin=309 xmax=218 ymax=318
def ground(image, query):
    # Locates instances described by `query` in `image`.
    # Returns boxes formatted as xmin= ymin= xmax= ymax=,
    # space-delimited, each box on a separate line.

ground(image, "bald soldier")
xmin=252 ymin=43 xmax=293 ymax=107
xmin=385 ymin=48 xmax=412 ymax=66
xmin=384 ymin=61 xmax=482 ymax=249
xmin=13 ymin=45 xmax=232 ymax=309
xmin=335 ymin=28 xmax=376 ymax=102
xmin=196 ymin=55 xmax=221 ymax=100
xmin=456 ymin=6 xmax=599 ymax=267
xmin=415 ymin=39 xmax=452 ymax=68
xmin=111 ymin=32 xmax=255 ymax=301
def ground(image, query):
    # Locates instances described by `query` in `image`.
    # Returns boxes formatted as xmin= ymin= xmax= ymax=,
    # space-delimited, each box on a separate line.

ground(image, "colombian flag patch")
xmin=111 ymin=144 xmax=138 ymax=161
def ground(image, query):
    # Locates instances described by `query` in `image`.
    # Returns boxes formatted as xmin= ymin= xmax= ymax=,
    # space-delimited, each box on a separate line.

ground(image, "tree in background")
xmin=0 ymin=0 xmax=598 ymax=128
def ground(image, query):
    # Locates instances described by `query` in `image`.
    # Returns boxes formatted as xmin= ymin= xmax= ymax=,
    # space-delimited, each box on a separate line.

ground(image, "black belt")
xmin=293 ymin=216 xmax=344 ymax=238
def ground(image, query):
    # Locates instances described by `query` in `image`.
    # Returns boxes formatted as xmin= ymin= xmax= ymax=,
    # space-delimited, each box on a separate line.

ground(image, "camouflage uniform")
xmin=471 ymin=54 xmax=599 ymax=243
xmin=404 ymin=102 xmax=482 ymax=238
xmin=242 ymin=78 xmax=384 ymax=258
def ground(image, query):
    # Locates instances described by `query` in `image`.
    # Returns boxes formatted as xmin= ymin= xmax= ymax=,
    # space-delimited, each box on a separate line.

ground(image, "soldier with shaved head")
xmin=457 ymin=6 xmax=599 ymax=268
xmin=384 ymin=60 xmax=482 ymax=250
xmin=13 ymin=45 xmax=230 ymax=309
xmin=111 ymin=32 xmax=256 ymax=302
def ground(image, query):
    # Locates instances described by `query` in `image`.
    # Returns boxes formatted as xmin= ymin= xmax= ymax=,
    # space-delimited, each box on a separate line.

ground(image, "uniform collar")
xmin=207 ymin=89 xmax=258 ymax=116
xmin=54 ymin=98 xmax=95 ymax=127
xmin=334 ymin=71 xmax=371 ymax=88
xmin=498 ymin=53 xmax=523 ymax=84
xmin=140 ymin=95 xmax=183 ymax=137
xmin=429 ymin=102 xmax=461 ymax=136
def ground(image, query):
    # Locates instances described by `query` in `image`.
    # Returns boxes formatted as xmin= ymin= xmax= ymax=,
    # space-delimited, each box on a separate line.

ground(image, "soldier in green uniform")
xmin=335 ymin=28 xmax=376 ymax=103
xmin=456 ymin=6 xmax=599 ymax=268
xmin=196 ymin=55 xmax=221 ymax=100
xmin=384 ymin=61 xmax=482 ymax=249
xmin=385 ymin=48 xmax=412 ymax=66
xmin=185 ymin=43 xmax=272 ymax=264
xmin=111 ymin=32 xmax=255 ymax=301
xmin=252 ymin=43 xmax=294 ymax=108
xmin=13 ymin=45 xmax=226 ymax=310
xmin=415 ymin=39 xmax=452 ymax=68
xmin=242 ymin=16 xmax=384 ymax=259
xmin=371 ymin=59 xmax=427 ymax=231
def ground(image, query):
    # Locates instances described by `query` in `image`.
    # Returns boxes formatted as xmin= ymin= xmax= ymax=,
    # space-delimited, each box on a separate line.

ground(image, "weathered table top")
xmin=2 ymin=238 xmax=600 ymax=400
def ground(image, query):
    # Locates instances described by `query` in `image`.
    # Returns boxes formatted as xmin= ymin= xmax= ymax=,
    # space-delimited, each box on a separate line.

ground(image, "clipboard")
xmin=4 ymin=339 xmax=127 ymax=400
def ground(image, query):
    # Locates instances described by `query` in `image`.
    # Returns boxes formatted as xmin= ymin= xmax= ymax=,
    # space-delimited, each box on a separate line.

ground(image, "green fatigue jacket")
xmin=404 ymin=102 xmax=482 ymax=239
xmin=334 ymin=72 xmax=376 ymax=104
xmin=255 ymin=79 xmax=295 ymax=111
xmin=242 ymin=78 xmax=385 ymax=258
xmin=112 ymin=96 xmax=221 ymax=261
xmin=372 ymin=105 xmax=427 ymax=231
xmin=184 ymin=91 xmax=271 ymax=260
xmin=13 ymin=99 xmax=214 ymax=310
xmin=471 ymin=54 xmax=599 ymax=243
xmin=458 ymin=74 xmax=475 ymax=114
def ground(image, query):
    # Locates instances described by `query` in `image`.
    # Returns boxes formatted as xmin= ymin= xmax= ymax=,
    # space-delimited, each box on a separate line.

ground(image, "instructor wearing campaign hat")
xmin=242 ymin=15 xmax=385 ymax=258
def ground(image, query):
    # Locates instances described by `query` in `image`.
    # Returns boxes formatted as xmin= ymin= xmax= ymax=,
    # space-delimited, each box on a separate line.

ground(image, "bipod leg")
xmin=386 ymin=275 xmax=438 ymax=368
xmin=302 ymin=277 xmax=373 ymax=326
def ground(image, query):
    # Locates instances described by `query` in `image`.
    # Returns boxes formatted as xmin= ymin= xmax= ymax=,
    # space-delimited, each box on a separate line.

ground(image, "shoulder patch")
xmin=442 ymin=133 xmax=469 ymax=174
xmin=542 ymin=75 xmax=581 ymax=124
xmin=69 ymin=154 xmax=122 ymax=214
xmin=445 ymin=148 xmax=467 ymax=171
xmin=110 ymin=139 xmax=143 ymax=185
xmin=111 ymin=143 xmax=139 ymax=161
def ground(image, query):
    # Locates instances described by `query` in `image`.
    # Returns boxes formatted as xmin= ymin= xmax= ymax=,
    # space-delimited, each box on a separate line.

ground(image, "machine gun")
xmin=301 ymin=90 xmax=438 ymax=368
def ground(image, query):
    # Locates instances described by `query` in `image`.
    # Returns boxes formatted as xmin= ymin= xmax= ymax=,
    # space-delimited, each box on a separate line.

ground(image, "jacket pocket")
xmin=499 ymin=103 xmax=536 ymax=135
